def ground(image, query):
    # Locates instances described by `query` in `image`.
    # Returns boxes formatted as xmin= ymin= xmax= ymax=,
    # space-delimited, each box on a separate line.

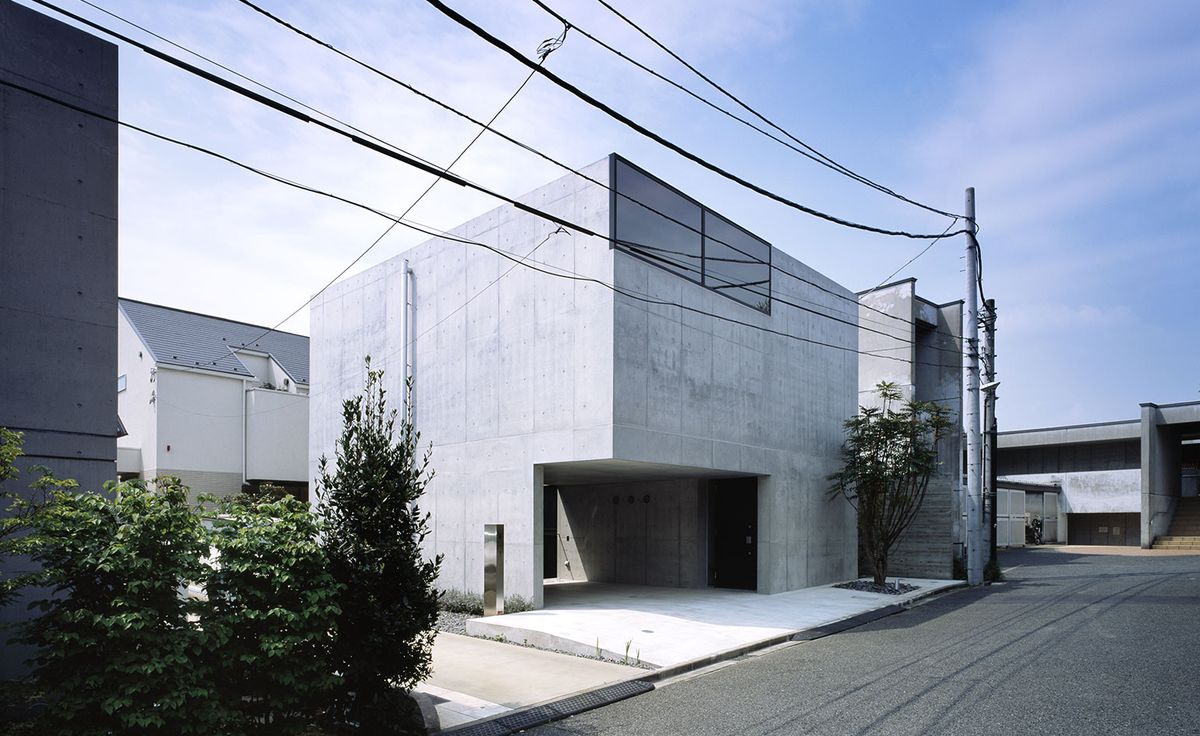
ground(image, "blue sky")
xmin=22 ymin=0 xmax=1200 ymax=429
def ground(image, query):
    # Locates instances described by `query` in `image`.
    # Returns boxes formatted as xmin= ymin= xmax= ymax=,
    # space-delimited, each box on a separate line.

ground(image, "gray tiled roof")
xmin=119 ymin=298 xmax=309 ymax=385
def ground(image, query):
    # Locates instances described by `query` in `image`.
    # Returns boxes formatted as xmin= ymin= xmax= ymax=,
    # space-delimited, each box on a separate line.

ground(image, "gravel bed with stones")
xmin=434 ymin=610 xmax=655 ymax=669
xmin=834 ymin=580 xmax=920 ymax=595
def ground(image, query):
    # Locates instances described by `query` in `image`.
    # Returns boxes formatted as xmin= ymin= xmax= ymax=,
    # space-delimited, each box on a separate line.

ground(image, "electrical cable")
xmin=535 ymin=0 xmax=961 ymax=220
xmin=0 ymin=75 xmax=960 ymax=372
xmin=859 ymin=218 xmax=961 ymax=297
xmin=229 ymin=0 xmax=953 ymax=331
xmin=209 ymin=24 xmax=569 ymax=367
xmin=45 ymin=0 xmax=960 ymax=345
xmin=417 ymin=0 xmax=971 ymax=240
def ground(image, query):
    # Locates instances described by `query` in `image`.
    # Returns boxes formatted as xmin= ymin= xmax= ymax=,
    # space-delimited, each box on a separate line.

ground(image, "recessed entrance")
xmin=709 ymin=477 xmax=757 ymax=590
xmin=538 ymin=460 xmax=761 ymax=595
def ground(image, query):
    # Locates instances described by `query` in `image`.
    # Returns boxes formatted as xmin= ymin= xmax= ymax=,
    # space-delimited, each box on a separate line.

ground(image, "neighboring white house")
xmin=311 ymin=154 xmax=860 ymax=608
xmin=117 ymin=298 xmax=310 ymax=499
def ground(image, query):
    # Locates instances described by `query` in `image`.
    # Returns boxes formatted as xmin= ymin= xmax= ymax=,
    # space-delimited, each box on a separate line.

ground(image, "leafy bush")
xmin=6 ymin=471 xmax=344 ymax=736
xmin=316 ymin=360 xmax=441 ymax=733
xmin=16 ymin=477 xmax=222 ymax=735
xmin=205 ymin=494 xmax=341 ymax=734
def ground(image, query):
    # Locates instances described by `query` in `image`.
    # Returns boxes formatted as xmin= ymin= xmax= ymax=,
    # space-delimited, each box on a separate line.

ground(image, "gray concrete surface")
xmin=311 ymin=154 xmax=859 ymax=605
xmin=530 ymin=547 xmax=1200 ymax=735
xmin=467 ymin=578 xmax=961 ymax=667
xmin=857 ymin=279 xmax=962 ymax=580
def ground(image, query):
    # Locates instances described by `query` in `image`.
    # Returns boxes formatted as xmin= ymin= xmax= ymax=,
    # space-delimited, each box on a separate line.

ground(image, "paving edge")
xmin=437 ymin=581 xmax=968 ymax=735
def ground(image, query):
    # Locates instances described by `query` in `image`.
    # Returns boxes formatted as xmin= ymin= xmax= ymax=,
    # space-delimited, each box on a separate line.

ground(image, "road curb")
xmin=438 ymin=581 xmax=968 ymax=735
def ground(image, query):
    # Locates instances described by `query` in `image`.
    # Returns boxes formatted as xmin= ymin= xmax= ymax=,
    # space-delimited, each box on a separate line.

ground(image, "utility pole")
xmin=982 ymin=299 xmax=997 ymax=570
xmin=964 ymin=188 xmax=983 ymax=586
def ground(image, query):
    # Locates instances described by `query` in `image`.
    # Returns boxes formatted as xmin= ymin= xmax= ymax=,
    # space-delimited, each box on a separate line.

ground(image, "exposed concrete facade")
xmin=311 ymin=156 xmax=858 ymax=606
xmin=0 ymin=0 xmax=118 ymax=678
xmin=857 ymin=280 xmax=963 ymax=579
xmin=997 ymin=402 xmax=1200 ymax=547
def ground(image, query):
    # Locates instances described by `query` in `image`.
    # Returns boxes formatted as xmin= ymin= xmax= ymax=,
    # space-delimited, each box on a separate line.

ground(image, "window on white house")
xmin=117 ymin=374 xmax=127 ymax=393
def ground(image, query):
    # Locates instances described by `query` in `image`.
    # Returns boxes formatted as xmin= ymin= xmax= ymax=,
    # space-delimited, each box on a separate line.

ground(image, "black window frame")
xmin=609 ymin=154 xmax=772 ymax=314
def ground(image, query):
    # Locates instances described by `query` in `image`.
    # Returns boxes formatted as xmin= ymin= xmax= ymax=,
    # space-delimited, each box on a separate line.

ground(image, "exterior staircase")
xmin=1152 ymin=497 xmax=1200 ymax=550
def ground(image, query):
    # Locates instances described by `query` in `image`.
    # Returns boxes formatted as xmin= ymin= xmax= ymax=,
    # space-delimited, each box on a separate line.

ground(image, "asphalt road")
xmin=532 ymin=548 xmax=1200 ymax=736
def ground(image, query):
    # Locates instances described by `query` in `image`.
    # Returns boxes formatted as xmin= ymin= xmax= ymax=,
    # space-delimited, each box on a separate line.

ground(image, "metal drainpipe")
xmin=401 ymin=259 xmax=411 ymax=415
xmin=241 ymin=378 xmax=248 ymax=488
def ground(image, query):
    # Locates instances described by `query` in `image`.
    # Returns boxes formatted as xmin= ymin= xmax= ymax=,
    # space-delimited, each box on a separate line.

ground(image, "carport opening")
xmin=540 ymin=464 xmax=758 ymax=594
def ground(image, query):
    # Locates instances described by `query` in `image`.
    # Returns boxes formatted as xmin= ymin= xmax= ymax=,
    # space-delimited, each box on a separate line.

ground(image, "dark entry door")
xmin=710 ymin=478 xmax=757 ymax=590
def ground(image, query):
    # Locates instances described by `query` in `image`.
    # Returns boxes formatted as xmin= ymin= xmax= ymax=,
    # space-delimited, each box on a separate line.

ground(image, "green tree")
xmin=830 ymin=382 xmax=952 ymax=585
xmin=16 ymin=477 xmax=222 ymax=735
xmin=205 ymin=494 xmax=341 ymax=734
xmin=316 ymin=358 xmax=440 ymax=733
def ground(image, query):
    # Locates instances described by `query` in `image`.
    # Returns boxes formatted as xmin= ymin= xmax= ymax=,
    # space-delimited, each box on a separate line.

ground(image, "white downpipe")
xmin=401 ymin=259 xmax=411 ymax=416
xmin=240 ymin=378 xmax=249 ymax=488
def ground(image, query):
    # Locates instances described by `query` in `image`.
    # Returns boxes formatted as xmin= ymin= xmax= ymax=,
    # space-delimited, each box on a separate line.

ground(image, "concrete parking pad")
xmin=466 ymin=578 xmax=961 ymax=667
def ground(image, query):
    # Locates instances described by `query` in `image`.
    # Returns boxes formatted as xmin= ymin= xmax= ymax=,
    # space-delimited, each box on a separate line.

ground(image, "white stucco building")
xmin=117 ymin=299 xmax=310 ymax=499
xmin=311 ymin=155 xmax=861 ymax=607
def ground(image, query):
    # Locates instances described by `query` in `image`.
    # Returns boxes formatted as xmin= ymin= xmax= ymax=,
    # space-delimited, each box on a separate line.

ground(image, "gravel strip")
xmin=834 ymin=580 xmax=920 ymax=595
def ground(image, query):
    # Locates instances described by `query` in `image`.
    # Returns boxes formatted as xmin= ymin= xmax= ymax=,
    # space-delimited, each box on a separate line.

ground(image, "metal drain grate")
xmin=449 ymin=680 xmax=654 ymax=736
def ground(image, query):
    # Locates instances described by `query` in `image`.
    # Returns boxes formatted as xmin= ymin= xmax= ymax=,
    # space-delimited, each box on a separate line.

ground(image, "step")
xmin=1154 ymin=536 xmax=1200 ymax=542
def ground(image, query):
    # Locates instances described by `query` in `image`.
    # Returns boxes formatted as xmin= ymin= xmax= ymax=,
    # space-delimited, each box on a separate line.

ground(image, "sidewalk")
xmin=418 ymin=577 xmax=962 ymax=732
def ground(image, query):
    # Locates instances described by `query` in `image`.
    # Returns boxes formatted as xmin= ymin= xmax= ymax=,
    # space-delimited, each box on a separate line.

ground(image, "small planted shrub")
xmin=316 ymin=359 xmax=441 ymax=733
xmin=438 ymin=588 xmax=535 ymax=615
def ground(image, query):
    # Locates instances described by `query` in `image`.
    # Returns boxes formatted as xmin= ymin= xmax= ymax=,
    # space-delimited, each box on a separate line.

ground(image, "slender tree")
xmin=316 ymin=358 xmax=440 ymax=733
xmin=830 ymin=382 xmax=952 ymax=585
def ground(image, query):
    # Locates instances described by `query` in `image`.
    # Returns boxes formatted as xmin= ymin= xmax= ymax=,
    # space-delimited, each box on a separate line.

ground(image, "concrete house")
xmin=0 ymin=0 xmax=119 ymax=678
xmin=311 ymin=155 xmax=860 ymax=607
xmin=117 ymin=299 xmax=310 ymax=499
xmin=997 ymin=400 xmax=1200 ymax=548
xmin=857 ymin=279 xmax=963 ymax=578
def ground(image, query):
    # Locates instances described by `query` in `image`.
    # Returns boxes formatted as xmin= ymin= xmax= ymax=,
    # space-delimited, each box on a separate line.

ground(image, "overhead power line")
xmin=1 ymin=76 xmax=958 ymax=371
xmin=230 ymin=0 xmax=947 ymax=332
xmin=21 ymin=2 xmax=959 ymax=351
xmin=533 ymin=0 xmax=961 ymax=220
xmin=77 ymin=0 xmax=567 ymax=363
xmin=419 ymin=0 xmax=970 ymax=240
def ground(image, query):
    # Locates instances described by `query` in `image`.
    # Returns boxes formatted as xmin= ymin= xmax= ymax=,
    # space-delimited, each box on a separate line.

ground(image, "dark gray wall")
xmin=0 ymin=0 xmax=118 ymax=679
xmin=556 ymin=479 xmax=709 ymax=588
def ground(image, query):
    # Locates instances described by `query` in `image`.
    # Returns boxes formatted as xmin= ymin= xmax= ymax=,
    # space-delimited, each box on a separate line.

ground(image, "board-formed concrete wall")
xmin=311 ymin=155 xmax=860 ymax=602
xmin=611 ymin=246 xmax=858 ymax=591
xmin=311 ymin=160 xmax=615 ymax=606
xmin=857 ymin=281 xmax=962 ymax=580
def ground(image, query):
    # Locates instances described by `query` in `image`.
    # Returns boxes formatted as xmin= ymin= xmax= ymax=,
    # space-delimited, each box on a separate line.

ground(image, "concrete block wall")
xmin=310 ymin=159 xmax=614 ymax=606
xmin=556 ymin=479 xmax=708 ymax=587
